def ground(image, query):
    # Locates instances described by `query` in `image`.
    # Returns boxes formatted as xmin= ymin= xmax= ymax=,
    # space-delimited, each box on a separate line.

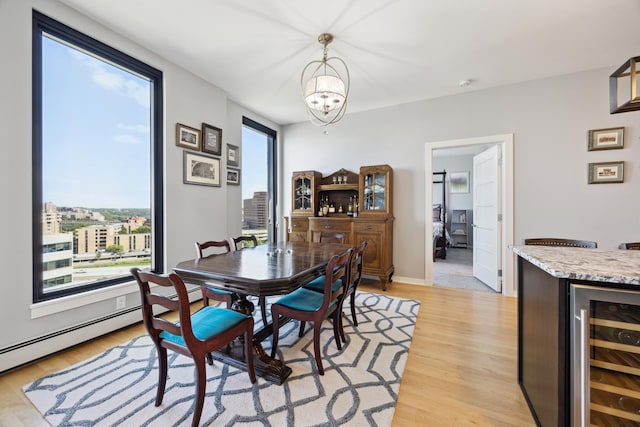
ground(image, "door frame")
xmin=424 ymin=134 xmax=515 ymax=296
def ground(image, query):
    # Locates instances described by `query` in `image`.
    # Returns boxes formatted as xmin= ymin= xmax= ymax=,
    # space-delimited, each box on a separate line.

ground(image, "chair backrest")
xmin=233 ymin=235 xmax=258 ymax=251
xmin=195 ymin=240 xmax=231 ymax=258
xmin=619 ymin=242 xmax=640 ymax=250
xmin=349 ymin=240 xmax=368 ymax=290
xmin=523 ymin=238 xmax=597 ymax=248
xmin=130 ymin=267 xmax=197 ymax=345
xmin=319 ymin=232 xmax=345 ymax=244
xmin=320 ymin=248 xmax=353 ymax=310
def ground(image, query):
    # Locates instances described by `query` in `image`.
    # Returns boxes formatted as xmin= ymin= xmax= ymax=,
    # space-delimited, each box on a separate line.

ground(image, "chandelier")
xmin=300 ymin=33 xmax=350 ymax=127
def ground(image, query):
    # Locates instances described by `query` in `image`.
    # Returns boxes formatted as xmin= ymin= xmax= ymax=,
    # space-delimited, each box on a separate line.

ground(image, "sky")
xmin=42 ymin=35 xmax=151 ymax=209
xmin=42 ymin=34 xmax=267 ymax=211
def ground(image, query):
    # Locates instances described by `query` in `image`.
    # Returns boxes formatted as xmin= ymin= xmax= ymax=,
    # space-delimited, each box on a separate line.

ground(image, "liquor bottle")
xmin=347 ymin=196 xmax=353 ymax=216
xmin=353 ymin=195 xmax=359 ymax=218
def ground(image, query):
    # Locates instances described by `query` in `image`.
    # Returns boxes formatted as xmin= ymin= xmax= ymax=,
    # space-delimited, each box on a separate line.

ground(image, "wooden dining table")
xmin=173 ymin=241 xmax=353 ymax=384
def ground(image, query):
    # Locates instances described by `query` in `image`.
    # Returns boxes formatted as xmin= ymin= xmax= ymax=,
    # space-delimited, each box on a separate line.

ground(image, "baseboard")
xmin=0 ymin=286 xmax=203 ymax=374
xmin=390 ymin=275 xmax=428 ymax=286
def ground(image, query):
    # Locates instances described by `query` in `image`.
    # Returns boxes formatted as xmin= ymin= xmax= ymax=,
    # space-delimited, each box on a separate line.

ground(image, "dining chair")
xmin=130 ymin=268 xmax=255 ymax=427
xmin=231 ymin=235 xmax=268 ymax=326
xmin=270 ymin=248 xmax=353 ymax=375
xmin=195 ymin=240 xmax=237 ymax=308
xmin=232 ymin=234 xmax=258 ymax=251
xmin=619 ymin=242 xmax=640 ymax=250
xmin=523 ymin=238 xmax=597 ymax=248
xmin=341 ymin=240 xmax=368 ymax=336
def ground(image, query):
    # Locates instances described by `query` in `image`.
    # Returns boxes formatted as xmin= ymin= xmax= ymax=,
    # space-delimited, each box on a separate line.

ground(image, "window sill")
xmin=30 ymin=280 xmax=139 ymax=319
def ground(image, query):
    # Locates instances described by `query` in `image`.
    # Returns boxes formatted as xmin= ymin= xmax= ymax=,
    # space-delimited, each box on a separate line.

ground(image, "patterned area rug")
xmin=23 ymin=292 xmax=419 ymax=426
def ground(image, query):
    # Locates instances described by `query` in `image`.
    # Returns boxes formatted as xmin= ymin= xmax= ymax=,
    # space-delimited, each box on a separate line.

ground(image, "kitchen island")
xmin=512 ymin=245 xmax=640 ymax=426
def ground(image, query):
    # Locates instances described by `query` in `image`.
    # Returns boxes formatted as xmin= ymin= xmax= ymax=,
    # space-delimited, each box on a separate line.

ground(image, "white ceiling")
xmin=59 ymin=0 xmax=640 ymax=126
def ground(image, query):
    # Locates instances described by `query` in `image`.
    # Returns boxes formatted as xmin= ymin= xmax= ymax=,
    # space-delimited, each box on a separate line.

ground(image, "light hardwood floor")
xmin=0 ymin=282 xmax=535 ymax=426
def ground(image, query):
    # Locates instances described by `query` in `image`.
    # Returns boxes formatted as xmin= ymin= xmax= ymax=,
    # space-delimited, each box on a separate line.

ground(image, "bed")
xmin=432 ymin=171 xmax=451 ymax=260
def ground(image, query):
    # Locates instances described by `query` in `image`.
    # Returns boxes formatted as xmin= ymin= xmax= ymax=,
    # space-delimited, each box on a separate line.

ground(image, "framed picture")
xmin=227 ymin=144 xmax=239 ymax=167
xmin=226 ymin=168 xmax=240 ymax=185
xmin=588 ymin=161 xmax=624 ymax=184
xmin=201 ymin=123 xmax=222 ymax=156
xmin=588 ymin=127 xmax=624 ymax=151
xmin=176 ymin=123 xmax=201 ymax=150
xmin=183 ymin=151 xmax=221 ymax=187
xmin=449 ymin=171 xmax=470 ymax=193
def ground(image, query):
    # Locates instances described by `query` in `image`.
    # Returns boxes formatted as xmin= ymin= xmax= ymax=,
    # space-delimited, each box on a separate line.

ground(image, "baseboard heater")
xmin=0 ymin=286 xmax=202 ymax=374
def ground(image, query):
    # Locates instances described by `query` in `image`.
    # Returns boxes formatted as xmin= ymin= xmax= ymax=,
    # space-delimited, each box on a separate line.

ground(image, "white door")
xmin=472 ymin=145 xmax=502 ymax=292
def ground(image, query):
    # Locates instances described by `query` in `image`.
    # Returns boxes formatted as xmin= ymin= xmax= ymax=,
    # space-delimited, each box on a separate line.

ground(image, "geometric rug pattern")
xmin=23 ymin=292 xmax=420 ymax=426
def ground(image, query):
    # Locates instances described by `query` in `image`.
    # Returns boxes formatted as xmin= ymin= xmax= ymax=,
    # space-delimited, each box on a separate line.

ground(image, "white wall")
xmin=282 ymin=68 xmax=640 ymax=282
xmin=0 ymin=0 xmax=279 ymax=371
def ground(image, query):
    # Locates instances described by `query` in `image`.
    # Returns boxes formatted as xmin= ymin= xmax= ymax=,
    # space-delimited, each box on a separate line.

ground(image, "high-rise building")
xmin=243 ymin=191 xmax=268 ymax=229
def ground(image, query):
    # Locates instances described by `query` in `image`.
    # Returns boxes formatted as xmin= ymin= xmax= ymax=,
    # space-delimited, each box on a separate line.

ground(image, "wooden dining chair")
xmin=130 ymin=268 xmax=255 ymax=427
xmin=233 ymin=235 xmax=258 ymax=251
xmin=231 ymin=234 xmax=268 ymax=326
xmin=619 ymin=242 xmax=640 ymax=250
xmin=195 ymin=240 xmax=236 ymax=308
xmin=523 ymin=238 xmax=597 ymax=248
xmin=341 ymin=240 xmax=368 ymax=335
xmin=270 ymin=248 xmax=353 ymax=375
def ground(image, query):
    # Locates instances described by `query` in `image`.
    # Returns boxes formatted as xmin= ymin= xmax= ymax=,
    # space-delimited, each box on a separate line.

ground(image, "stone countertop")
xmin=511 ymin=245 xmax=640 ymax=285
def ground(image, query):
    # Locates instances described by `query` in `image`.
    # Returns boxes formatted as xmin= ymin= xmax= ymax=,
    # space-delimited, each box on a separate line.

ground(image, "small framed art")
xmin=588 ymin=161 xmax=624 ymax=184
xmin=183 ymin=151 xmax=221 ymax=187
xmin=449 ymin=171 xmax=470 ymax=193
xmin=201 ymin=123 xmax=222 ymax=156
xmin=227 ymin=168 xmax=240 ymax=185
xmin=176 ymin=123 xmax=201 ymax=150
xmin=227 ymin=144 xmax=239 ymax=167
xmin=588 ymin=127 xmax=624 ymax=151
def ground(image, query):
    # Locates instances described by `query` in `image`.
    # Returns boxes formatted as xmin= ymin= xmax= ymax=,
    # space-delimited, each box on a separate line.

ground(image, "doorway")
xmin=424 ymin=134 xmax=515 ymax=297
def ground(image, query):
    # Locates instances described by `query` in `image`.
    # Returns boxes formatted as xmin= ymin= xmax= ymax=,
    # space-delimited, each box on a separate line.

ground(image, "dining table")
xmin=173 ymin=240 xmax=353 ymax=384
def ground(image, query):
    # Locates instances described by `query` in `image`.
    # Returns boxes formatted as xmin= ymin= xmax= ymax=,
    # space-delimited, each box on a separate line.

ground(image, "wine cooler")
xmin=571 ymin=283 xmax=640 ymax=426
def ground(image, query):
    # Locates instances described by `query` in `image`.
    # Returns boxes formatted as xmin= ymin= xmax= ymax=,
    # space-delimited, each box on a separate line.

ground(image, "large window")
xmin=241 ymin=117 xmax=277 ymax=243
xmin=32 ymin=11 xmax=163 ymax=302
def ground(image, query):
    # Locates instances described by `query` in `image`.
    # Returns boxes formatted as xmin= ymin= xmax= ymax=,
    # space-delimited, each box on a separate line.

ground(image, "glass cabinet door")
xmin=294 ymin=176 xmax=312 ymax=211
xmin=291 ymin=171 xmax=319 ymax=216
xmin=359 ymin=165 xmax=392 ymax=217
xmin=363 ymin=172 xmax=386 ymax=211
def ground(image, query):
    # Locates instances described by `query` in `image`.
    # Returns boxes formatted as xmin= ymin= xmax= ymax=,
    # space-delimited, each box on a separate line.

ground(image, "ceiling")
xmin=59 ymin=0 xmax=640 ymax=126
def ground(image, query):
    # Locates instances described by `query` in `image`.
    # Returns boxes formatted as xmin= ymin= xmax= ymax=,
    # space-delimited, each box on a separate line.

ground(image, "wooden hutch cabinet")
xmin=285 ymin=165 xmax=394 ymax=290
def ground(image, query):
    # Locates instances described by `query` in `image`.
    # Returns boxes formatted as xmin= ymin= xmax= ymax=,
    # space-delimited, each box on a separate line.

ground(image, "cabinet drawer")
xmin=290 ymin=217 xmax=309 ymax=231
xmin=308 ymin=218 xmax=351 ymax=232
xmin=352 ymin=221 xmax=384 ymax=233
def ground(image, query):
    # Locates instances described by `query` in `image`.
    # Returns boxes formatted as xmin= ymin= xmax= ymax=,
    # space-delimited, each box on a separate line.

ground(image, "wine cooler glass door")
xmin=571 ymin=283 xmax=640 ymax=427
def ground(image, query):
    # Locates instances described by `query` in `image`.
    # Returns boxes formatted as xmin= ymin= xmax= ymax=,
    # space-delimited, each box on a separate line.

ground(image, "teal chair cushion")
xmin=160 ymin=306 xmax=247 ymax=346
xmin=303 ymin=275 xmax=342 ymax=293
xmin=275 ymin=287 xmax=338 ymax=312
xmin=204 ymin=284 xmax=234 ymax=294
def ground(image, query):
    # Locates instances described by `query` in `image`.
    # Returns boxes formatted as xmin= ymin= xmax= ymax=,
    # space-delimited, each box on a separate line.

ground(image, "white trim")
xmin=390 ymin=275 xmax=427 ymax=286
xmin=424 ymin=134 xmax=516 ymax=297
xmin=30 ymin=280 xmax=140 ymax=319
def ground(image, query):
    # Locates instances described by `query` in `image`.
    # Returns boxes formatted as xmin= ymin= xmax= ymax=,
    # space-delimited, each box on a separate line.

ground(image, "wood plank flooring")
xmin=0 ymin=282 xmax=535 ymax=426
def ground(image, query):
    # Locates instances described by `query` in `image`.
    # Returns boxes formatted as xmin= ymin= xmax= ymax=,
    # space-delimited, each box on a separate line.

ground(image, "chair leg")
xmin=270 ymin=311 xmax=280 ymax=359
xmin=350 ymin=293 xmax=358 ymax=326
xmin=299 ymin=320 xmax=306 ymax=337
xmin=313 ymin=321 xmax=324 ymax=375
xmin=338 ymin=310 xmax=346 ymax=343
xmin=191 ymin=357 xmax=207 ymax=427
xmin=332 ymin=314 xmax=343 ymax=351
xmin=155 ymin=346 xmax=168 ymax=406
xmin=244 ymin=328 xmax=256 ymax=383
xmin=206 ymin=352 xmax=213 ymax=366
xmin=259 ymin=296 xmax=268 ymax=326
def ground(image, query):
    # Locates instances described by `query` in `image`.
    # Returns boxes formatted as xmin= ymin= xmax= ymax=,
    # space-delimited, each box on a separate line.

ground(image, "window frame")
xmin=32 ymin=11 xmax=164 ymax=303
xmin=242 ymin=116 xmax=277 ymax=243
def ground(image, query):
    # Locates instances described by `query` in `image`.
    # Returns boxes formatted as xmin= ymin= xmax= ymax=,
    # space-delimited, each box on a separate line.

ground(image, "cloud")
xmin=113 ymin=134 xmax=142 ymax=144
xmin=70 ymin=49 xmax=150 ymax=107
xmin=117 ymin=123 xmax=150 ymax=134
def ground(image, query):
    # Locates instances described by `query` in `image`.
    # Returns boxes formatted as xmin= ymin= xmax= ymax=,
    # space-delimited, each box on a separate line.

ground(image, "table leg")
xmin=214 ymin=294 xmax=293 ymax=384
